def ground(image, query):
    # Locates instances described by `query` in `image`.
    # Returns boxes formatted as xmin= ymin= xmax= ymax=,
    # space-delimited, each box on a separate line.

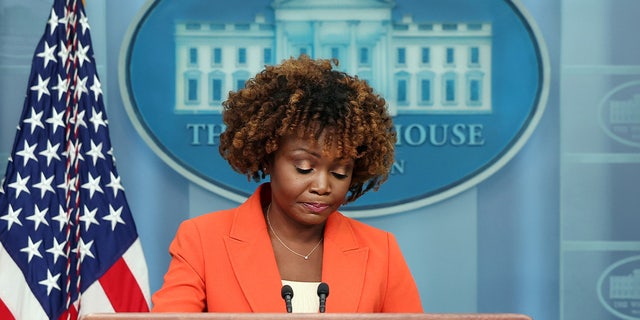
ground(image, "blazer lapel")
xmin=321 ymin=212 xmax=369 ymax=312
xmin=224 ymin=189 xmax=284 ymax=312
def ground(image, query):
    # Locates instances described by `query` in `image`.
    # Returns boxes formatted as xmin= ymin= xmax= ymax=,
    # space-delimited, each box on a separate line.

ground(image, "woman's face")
xmin=268 ymin=132 xmax=354 ymax=227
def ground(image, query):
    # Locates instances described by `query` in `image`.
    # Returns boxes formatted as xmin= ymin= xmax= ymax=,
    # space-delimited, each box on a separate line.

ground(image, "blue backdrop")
xmin=2 ymin=1 xmax=640 ymax=320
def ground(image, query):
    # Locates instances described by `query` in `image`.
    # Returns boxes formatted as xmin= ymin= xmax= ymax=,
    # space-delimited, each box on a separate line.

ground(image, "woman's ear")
xmin=262 ymin=160 xmax=272 ymax=177
xmin=263 ymin=155 xmax=275 ymax=175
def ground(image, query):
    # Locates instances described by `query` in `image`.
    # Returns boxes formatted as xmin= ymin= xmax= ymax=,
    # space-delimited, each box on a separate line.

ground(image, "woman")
xmin=151 ymin=55 xmax=423 ymax=313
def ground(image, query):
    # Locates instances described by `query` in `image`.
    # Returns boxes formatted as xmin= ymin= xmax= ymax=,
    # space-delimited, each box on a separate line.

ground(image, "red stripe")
xmin=99 ymin=258 xmax=149 ymax=312
xmin=58 ymin=304 xmax=78 ymax=320
xmin=0 ymin=298 xmax=16 ymax=320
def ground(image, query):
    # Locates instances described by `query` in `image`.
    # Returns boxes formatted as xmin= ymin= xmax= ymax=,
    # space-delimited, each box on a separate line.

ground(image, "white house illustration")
xmin=609 ymin=269 xmax=640 ymax=300
xmin=174 ymin=0 xmax=492 ymax=115
xmin=609 ymin=94 xmax=640 ymax=124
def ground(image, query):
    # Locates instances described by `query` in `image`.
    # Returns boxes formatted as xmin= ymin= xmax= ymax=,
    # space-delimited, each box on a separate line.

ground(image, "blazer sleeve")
xmin=382 ymin=233 xmax=424 ymax=312
xmin=151 ymin=219 xmax=207 ymax=312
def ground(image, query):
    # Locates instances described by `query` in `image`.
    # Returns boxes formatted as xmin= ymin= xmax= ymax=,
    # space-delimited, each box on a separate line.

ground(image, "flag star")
xmin=0 ymin=177 xmax=5 ymax=194
xmin=52 ymin=205 xmax=72 ymax=232
xmin=26 ymin=205 xmax=49 ymax=231
xmin=108 ymin=147 xmax=116 ymax=162
xmin=47 ymin=8 xmax=60 ymax=35
xmin=73 ymin=238 xmax=95 ymax=263
xmin=63 ymin=141 xmax=84 ymax=164
xmin=89 ymin=75 xmax=102 ymax=101
xmin=76 ymin=43 xmax=91 ymax=67
xmin=104 ymin=205 xmax=126 ymax=231
xmin=89 ymin=108 xmax=107 ymax=132
xmin=8 ymin=172 xmax=30 ymax=198
xmin=58 ymin=41 xmax=70 ymax=64
xmin=81 ymin=173 xmax=103 ymax=199
xmin=79 ymin=205 xmax=100 ymax=231
xmin=106 ymin=172 xmax=125 ymax=197
xmin=1 ymin=205 xmax=23 ymax=231
xmin=70 ymin=109 xmax=87 ymax=129
xmin=33 ymin=172 xmax=56 ymax=198
xmin=46 ymin=237 xmax=67 ymax=264
xmin=79 ymin=11 xmax=90 ymax=34
xmin=20 ymin=236 xmax=43 ymax=263
xmin=36 ymin=41 xmax=57 ymax=68
xmin=63 ymin=7 xmax=74 ymax=26
xmin=39 ymin=140 xmax=62 ymax=166
xmin=30 ymin=75 xmax=51 ymax=101
xmin=86 ymin=140 xmax=105 ymax=165
xmin=16 ymin=141 xmax=38 ymax=166
xmin=52 ymin=75 xmax=69 ymax=101
xmin=38 ymin=270 xmax=61 ymax=296
xmin=57 ymin=176 xmax=77 ymax=194
xmin=46 ymin=107 xmax=66 ymax=133
xmin=23 ymin=107 xmax=45 ymax=134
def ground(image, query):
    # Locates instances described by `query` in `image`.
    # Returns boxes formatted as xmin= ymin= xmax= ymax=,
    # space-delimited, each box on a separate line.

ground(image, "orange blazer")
xmin=152 ymin=184 xmax=423 ymax=313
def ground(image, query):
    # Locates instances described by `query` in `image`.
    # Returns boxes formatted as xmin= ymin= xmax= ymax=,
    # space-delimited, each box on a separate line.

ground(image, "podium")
xmin=80 ymin=313 xmax=532 ymax=320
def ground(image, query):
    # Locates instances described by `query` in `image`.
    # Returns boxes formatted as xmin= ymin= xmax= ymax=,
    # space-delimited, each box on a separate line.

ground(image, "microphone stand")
xmin=281 ymin=285 xmax=294 ymax=313
xmin=317 ymin=282 xmax=329 ymax=313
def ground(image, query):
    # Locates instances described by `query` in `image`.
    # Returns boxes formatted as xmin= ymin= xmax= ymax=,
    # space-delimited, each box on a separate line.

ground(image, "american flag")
xmin=0 ymin=0 xmax=150 ymax=319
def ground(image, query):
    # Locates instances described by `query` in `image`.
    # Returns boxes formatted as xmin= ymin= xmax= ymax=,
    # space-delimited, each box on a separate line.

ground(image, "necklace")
xmin=266 ymin=205 xmax=323 ymax=260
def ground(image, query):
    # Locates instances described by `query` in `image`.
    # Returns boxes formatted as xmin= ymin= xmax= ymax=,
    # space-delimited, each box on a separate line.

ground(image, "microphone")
xmin=281 ymin=284 xmax=294 ymax=313
xmin=317 ymin=282 xmax=329 ymax=313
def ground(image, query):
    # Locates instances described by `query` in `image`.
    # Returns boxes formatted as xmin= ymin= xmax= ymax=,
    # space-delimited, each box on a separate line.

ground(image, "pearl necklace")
xmin=266 ymin=205 xmax=323 ymax=260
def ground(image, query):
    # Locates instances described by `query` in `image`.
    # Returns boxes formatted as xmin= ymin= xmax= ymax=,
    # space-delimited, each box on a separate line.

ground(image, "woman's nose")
xmin=310 ymin=171 xmax=331 ymax=195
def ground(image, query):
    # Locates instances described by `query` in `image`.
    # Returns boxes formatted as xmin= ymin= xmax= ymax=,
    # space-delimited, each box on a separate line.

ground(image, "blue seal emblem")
xmin=120 ymin=0 xmax=549 ymax=216
xmin=598 ymin=255 xmax=640 ymax=320
xmin=599 ymin=81 xmax=640 ymax=148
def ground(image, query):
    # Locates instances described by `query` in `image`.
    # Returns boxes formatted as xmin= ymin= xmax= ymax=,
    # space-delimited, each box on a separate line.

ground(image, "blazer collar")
xmin=322 ymin=211 xmax=369 ymax=312
xmin=225 ymin=184 xmax=284 ymax=312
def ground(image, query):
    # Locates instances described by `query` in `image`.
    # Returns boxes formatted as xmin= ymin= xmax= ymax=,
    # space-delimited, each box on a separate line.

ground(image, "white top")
xmin=281 ymin=280 xmax=321 ymax=313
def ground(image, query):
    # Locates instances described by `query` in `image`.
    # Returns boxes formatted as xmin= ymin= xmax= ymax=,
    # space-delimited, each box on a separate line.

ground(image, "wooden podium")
xmin=80 ymin=313 xmax=532 ymax=320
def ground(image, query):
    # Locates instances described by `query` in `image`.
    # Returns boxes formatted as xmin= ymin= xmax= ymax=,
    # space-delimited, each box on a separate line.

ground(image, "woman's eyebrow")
xmin=291 ymin=147 xmax=321 ymax=158
xmin=290 ymin=147 xmax=351 ymax=164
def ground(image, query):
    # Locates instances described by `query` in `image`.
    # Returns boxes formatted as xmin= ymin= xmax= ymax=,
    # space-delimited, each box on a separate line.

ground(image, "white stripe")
xmin=0 ymin=243 xmax=48 ymax=319
xmin=72 ymin=238 xmax=151 ymax=317
xmin=122 ymin=238 xmax=151 ymax=307
xmin=77 ymin=281 xmax=114 ymax=317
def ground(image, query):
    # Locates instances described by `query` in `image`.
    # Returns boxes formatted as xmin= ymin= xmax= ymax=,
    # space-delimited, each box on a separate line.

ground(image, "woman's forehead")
xmin=278 ymin=130 xmax=353 ymax=158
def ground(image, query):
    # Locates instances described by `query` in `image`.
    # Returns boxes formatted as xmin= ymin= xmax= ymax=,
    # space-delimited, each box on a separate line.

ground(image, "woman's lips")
xmin=303 ymin=202 xmax=330 ymax=213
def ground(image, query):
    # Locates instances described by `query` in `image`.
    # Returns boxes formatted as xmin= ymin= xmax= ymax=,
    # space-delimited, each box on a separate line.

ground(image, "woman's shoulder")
xmin=191 ymin=207 xmax=236 ymax=222
xmin=178 ymin=207 xmax=238 ymax=235
xmin=176 ymin=185 xmax=266 ymax=238
xmin=332 ymin=211 xmax=392 ymax=243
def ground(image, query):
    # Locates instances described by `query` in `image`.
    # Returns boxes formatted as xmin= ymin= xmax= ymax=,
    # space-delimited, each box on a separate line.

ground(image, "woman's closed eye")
xmin=296 ymin=167 xmax=313 ymax=174
xmin=332 ymin=172 xmax=349 ymax=180
xmin=295 ymin=167 xmax=349 ymax=179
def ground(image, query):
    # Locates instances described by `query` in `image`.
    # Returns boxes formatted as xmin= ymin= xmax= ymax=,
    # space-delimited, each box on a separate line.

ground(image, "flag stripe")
xmin=123 ymin=239 xmax=152 ymax=305
xmin=0 ymin=244 xmax=48 ymax=319
xmin=58 ymin=304 xmax=78 ymax=320
xmin=77 ymin=279 xmax=114 ymax=317
xmin=100 ymin=257 xmax=149 ymax=312
xmin=0 ymin=294 xmax=16 ymax=320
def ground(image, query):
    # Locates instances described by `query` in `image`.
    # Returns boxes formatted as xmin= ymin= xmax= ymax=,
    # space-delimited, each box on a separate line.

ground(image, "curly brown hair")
xmin=219 ymin=55 xmax=396 ymax=203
